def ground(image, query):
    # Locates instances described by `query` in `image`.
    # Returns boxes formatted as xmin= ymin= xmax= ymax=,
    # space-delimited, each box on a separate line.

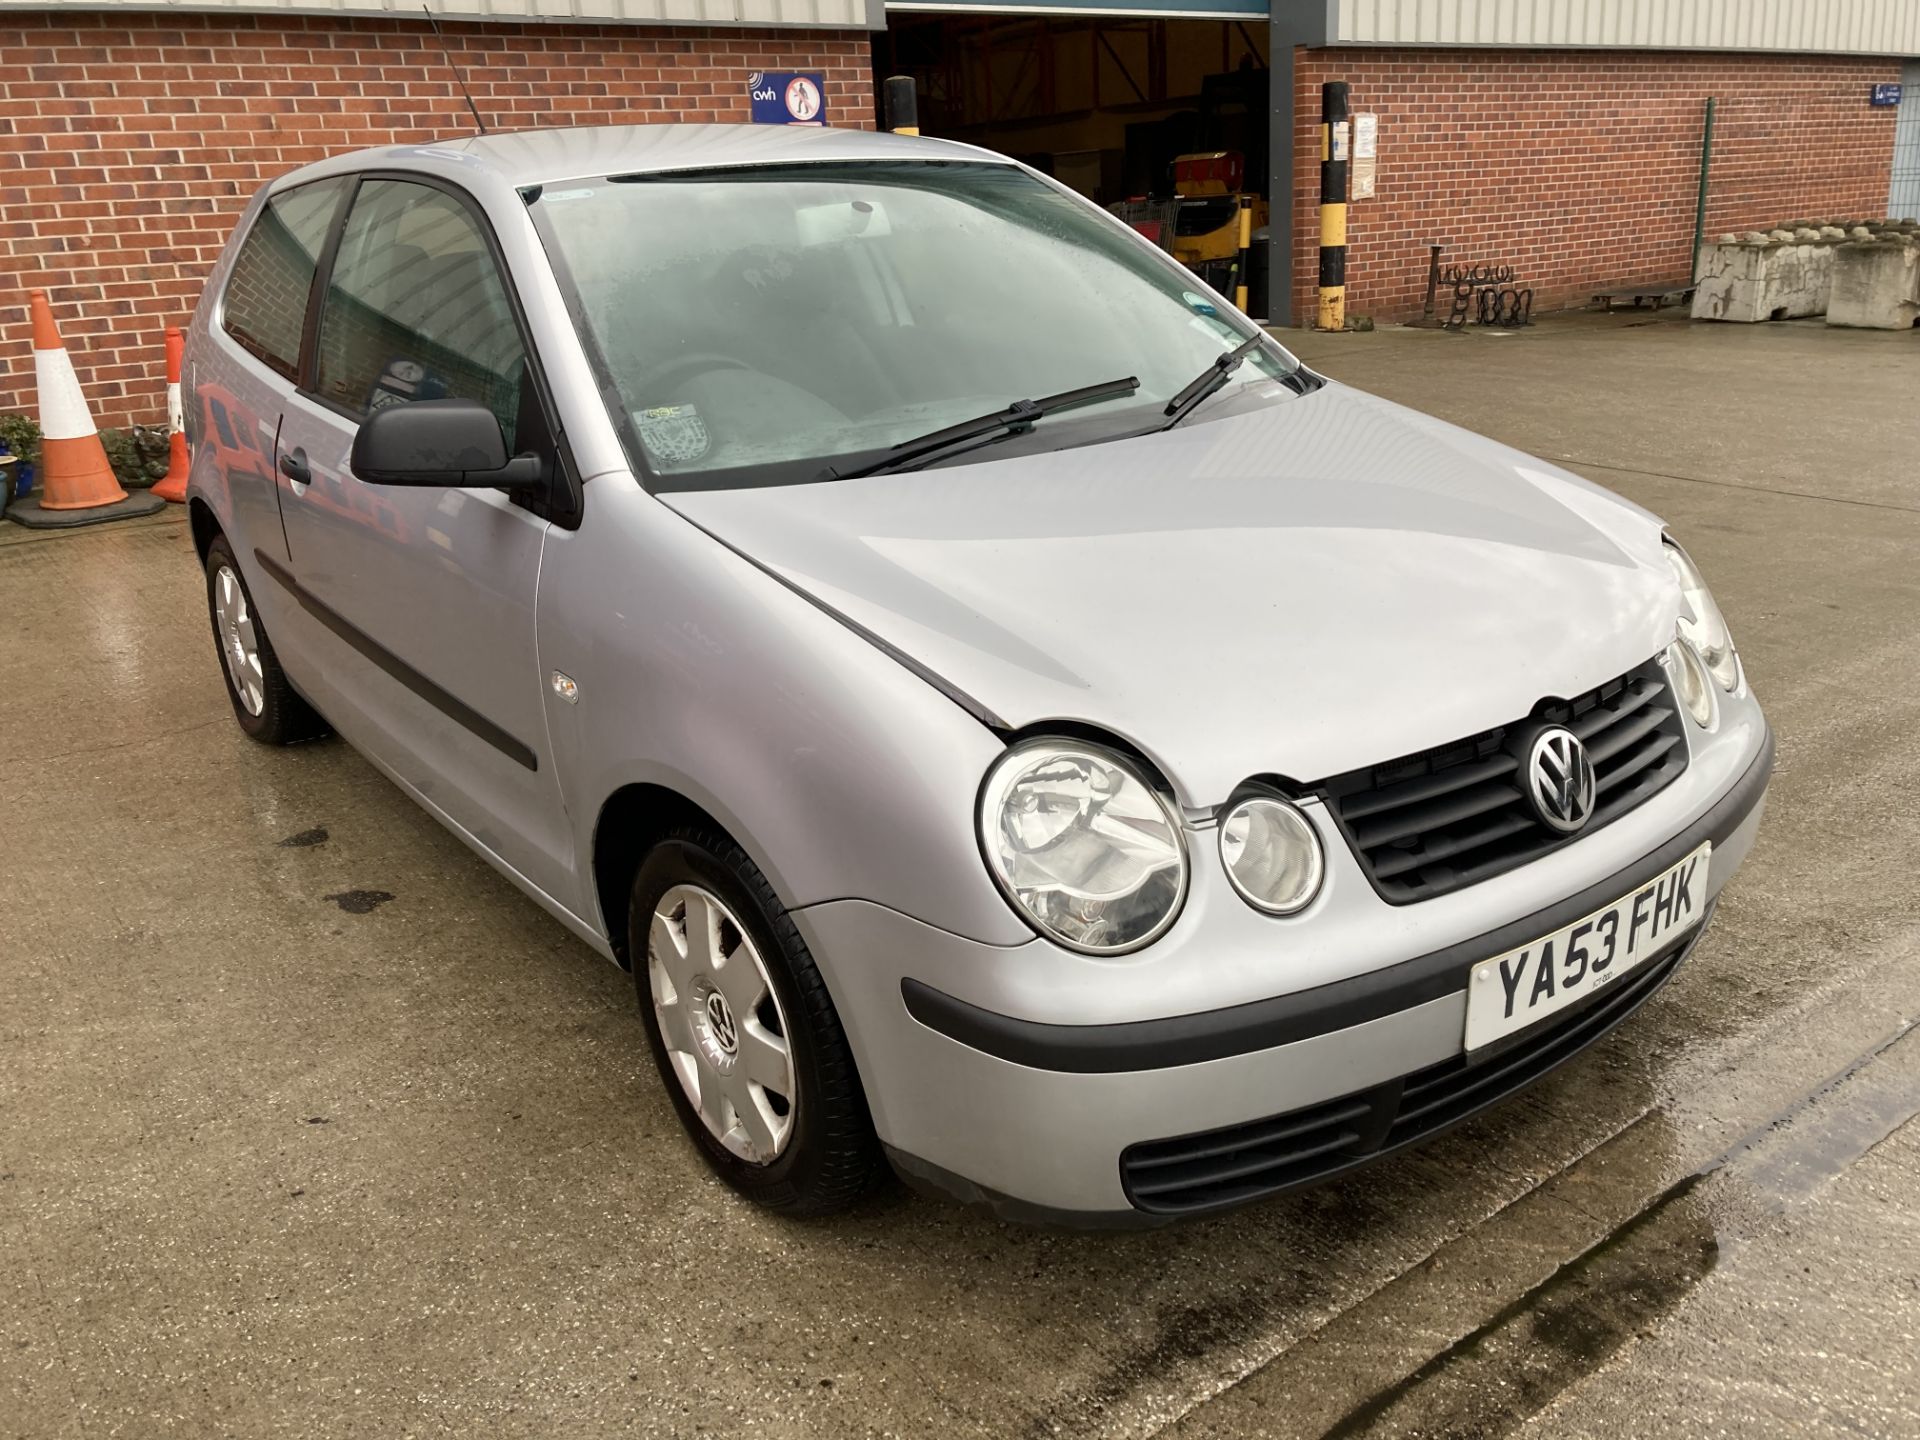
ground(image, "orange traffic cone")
xmin=150 ymin=326 xmax=190 ymax=504
xmin=7 ymin=289 xmax=165 ymax=529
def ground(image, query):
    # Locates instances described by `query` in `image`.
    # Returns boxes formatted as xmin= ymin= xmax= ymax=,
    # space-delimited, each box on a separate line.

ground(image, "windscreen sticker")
xmin=635 ymin=404 xmax=710 ymax=465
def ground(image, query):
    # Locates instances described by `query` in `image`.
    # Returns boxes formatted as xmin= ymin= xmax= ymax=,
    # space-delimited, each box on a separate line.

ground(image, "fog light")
xmin=1219 ymin=795 xmax=1324 ymax=915
xmin=1668 ymin=639 xmax=1714 ymax=728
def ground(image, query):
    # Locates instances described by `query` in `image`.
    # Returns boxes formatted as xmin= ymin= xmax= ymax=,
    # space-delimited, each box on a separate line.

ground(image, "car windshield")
xmin=528 ymin=160 xmax=1300 ymax=489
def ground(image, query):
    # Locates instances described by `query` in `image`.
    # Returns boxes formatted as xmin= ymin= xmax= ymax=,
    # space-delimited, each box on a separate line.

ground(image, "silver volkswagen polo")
xmin=184 ymin=124 xmax=1771 ymax=1225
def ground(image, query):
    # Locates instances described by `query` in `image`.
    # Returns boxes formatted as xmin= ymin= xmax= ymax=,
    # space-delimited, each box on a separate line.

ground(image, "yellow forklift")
xmin=1112 ymin=150 xmax=1266 ymax=309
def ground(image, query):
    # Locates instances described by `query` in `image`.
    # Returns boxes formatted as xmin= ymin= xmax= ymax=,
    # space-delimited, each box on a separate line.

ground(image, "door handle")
xmin=279 ymin=448 xmax=311 ymax=485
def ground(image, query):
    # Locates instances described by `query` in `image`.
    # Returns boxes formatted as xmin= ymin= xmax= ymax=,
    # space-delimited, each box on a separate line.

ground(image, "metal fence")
xmin=1892 ymin=62 xmax=1920 ymax=221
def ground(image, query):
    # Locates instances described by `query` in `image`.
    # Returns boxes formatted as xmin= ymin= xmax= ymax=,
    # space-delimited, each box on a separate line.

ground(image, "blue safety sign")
xmin=749 ymin=72 xmax=827 ymax=125
xmin=1870 ymin=83 xmax=1903 ymax=107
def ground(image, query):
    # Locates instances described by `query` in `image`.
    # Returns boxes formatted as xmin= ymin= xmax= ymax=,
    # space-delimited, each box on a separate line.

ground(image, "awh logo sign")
xmin=748 ymin=71 xmax=827 ymax=126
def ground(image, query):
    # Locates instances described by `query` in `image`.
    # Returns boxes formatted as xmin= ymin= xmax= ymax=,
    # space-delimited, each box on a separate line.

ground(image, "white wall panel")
xmin=1332 ymin=0 xmax=1920 ymax=54
xmin=0 ymin=0 xmax=875 ymax=29
xmin=19 ymin=0 xmax=1906 ymax=44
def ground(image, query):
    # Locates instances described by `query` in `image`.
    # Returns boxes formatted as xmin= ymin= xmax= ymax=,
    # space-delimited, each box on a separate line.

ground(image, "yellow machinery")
xmin=1166 ymin=154 xmax=1260 ymax=261
xmin=1108 ymin=151 xmax=1268 ymax=310
xmin=1166 ymin=153 xmax=1266 ymax=308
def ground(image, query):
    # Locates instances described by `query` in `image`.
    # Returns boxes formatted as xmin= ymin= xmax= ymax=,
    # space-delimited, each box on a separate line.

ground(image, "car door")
xmin=270 ymin=174 xmax=579 ymax=911
xmin=200 ymin=176 xmax=351 ymax=582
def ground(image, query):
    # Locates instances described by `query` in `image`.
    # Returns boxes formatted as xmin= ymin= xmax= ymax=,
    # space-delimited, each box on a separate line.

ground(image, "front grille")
xmin=1119 ymin=916 xmax=1706 ymax=1217
xmin=1317 ymin=657 xmax=1689 ymax=904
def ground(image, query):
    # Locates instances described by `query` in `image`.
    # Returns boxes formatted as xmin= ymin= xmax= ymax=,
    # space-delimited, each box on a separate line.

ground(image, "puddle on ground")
xmin=323 ymin=889 xmax=393 ymax=915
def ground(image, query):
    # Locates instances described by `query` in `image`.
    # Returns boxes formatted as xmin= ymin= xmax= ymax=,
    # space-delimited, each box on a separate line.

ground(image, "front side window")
xmin=529 ymin=161 xmax=1299 ymax=488
xmin=222 ymin=177 xmax=347 ymax=380
xmin=315 ymin=179 xmax=528 ymax=446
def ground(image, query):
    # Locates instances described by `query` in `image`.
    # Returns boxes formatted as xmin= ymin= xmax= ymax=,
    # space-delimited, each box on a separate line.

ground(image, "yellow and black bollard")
xmin=1233 ymin=195 xmax=1253 ymax=312
xmin=884 ymin=75 xmax=919 ymax=136
xmin=1317 ymin=80 xmax=1350 ymax=331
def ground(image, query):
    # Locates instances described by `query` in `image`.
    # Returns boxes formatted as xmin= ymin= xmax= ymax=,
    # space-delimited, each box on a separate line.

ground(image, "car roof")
xmin=269 ymin=123 xmax=1001 ymax=195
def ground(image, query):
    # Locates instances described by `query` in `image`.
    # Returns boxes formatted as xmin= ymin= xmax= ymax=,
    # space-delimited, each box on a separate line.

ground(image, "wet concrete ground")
xmin=3 ymin=310 xmax=1917 ymax=1438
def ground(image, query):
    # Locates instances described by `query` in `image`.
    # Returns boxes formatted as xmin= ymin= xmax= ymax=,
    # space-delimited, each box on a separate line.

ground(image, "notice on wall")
xmin=749 ymin=72 xmax=827 ymax=125
xmin=1351 ymin=112 xmax=1378 ymax=200
xmin=1353 ymin=113 xmax=1378 ymax=159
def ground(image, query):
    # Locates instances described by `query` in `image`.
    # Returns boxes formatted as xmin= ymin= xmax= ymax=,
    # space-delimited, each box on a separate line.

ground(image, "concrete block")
xmin=1826 ymin=240 xmax=1920 ymax=330
xmin=1692 ymin=240 xmax=1834 ymax=322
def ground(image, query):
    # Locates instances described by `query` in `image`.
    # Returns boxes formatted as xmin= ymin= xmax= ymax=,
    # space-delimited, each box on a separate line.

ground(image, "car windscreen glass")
xmin=527 ymin=161 xmax=1298 ymax=489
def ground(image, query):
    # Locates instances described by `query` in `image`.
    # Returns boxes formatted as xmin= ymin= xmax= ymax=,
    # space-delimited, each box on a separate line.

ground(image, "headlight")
xmin=1219 ymin=793 xmax=1324 ymax=915
xmin=979 ymin=741 xmax=1187 ymax=954
xmin=1666 ymin=638 xmax=1714 ymax=728
xmin=1664 ymin=540 xmax=1739 ymax=691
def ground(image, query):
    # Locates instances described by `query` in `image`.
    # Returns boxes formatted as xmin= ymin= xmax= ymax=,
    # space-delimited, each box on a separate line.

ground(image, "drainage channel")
xmin=1156 ymin=1016 xmax=1920 ymax=1440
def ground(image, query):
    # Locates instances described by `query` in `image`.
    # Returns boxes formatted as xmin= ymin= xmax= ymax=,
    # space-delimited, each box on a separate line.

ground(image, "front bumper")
xmin=792 ymin=704 xmax=1772 ymax=1225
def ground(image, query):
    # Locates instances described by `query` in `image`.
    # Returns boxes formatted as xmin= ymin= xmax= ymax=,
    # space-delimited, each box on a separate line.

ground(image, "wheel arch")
xmin=188 ymin=495 xmax=221 ymax=564
xmin=592 ymin=781 xmax=749 ymax=971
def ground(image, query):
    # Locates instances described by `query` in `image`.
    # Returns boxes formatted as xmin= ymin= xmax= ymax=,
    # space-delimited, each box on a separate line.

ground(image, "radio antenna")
xmin=422 ymin=4 xmax=490 ymax=135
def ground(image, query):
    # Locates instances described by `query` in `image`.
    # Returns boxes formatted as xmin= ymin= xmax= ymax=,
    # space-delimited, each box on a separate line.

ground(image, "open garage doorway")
xmin=873 ymin=13 xmax=1273 ymax=312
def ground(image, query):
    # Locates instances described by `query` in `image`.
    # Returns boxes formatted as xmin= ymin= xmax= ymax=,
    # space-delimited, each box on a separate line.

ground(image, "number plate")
xmin=1464 ymin=843 xmax=1710 ymax=1051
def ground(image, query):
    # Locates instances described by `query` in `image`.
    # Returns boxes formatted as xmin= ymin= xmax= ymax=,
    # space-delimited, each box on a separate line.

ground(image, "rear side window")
xmin=314 ymin=179 xmax=528 ymax=446
xmin=221 ymin=178 xmax=347 ymax=380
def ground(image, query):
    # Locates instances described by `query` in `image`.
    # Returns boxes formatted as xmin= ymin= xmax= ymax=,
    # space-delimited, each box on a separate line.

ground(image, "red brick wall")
xmin=0 ymin=11 xmax=874 ymax=428
xmin=1290 ymin=48 xmax=1903 ymax=325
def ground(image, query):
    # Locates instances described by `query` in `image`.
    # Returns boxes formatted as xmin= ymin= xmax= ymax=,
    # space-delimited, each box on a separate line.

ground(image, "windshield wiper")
xmin=820 ymin=376 xmax=1140 ymax=481
xmin=1160 ymin=333 xmax=1267 ymax=430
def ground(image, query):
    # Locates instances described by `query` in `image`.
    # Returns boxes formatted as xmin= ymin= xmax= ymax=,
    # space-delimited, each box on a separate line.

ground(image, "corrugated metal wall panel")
xmin=0 ymin=0 xmax=873 ymax=29
xmin=1332 ymin=0 xmax=1920 ymax=54
xmin=22 ymin=0 xmax=1909 ymax=43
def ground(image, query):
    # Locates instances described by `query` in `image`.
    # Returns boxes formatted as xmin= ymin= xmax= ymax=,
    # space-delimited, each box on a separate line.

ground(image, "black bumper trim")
xmin=902 ymin=725 xmax=1771 ymax=1075
xmin=884 ymin=1143 xmax=1170 ymax=1231
xmin=1120 ymin=913 xmax=1709 ymax=1217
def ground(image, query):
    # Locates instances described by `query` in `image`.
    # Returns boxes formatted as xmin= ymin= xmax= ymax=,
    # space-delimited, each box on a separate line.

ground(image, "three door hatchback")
xmin=184 ymin=125 xmax=1770 ymax=1225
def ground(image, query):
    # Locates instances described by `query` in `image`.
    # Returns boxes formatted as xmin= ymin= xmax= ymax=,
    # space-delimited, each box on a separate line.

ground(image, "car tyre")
xmin=204 ymin=534 xmax=329 ymax=745
xmin=629 ymin=826 xmax=883 ymax=1215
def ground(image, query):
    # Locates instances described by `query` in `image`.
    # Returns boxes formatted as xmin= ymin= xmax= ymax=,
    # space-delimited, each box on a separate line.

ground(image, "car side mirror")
xmin=350 ymin=398 xmax=543 ymax=490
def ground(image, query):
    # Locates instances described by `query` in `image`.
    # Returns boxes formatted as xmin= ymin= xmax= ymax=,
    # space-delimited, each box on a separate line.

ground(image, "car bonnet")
xmin=660 ymin=380 xmax=1681 ymax=809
